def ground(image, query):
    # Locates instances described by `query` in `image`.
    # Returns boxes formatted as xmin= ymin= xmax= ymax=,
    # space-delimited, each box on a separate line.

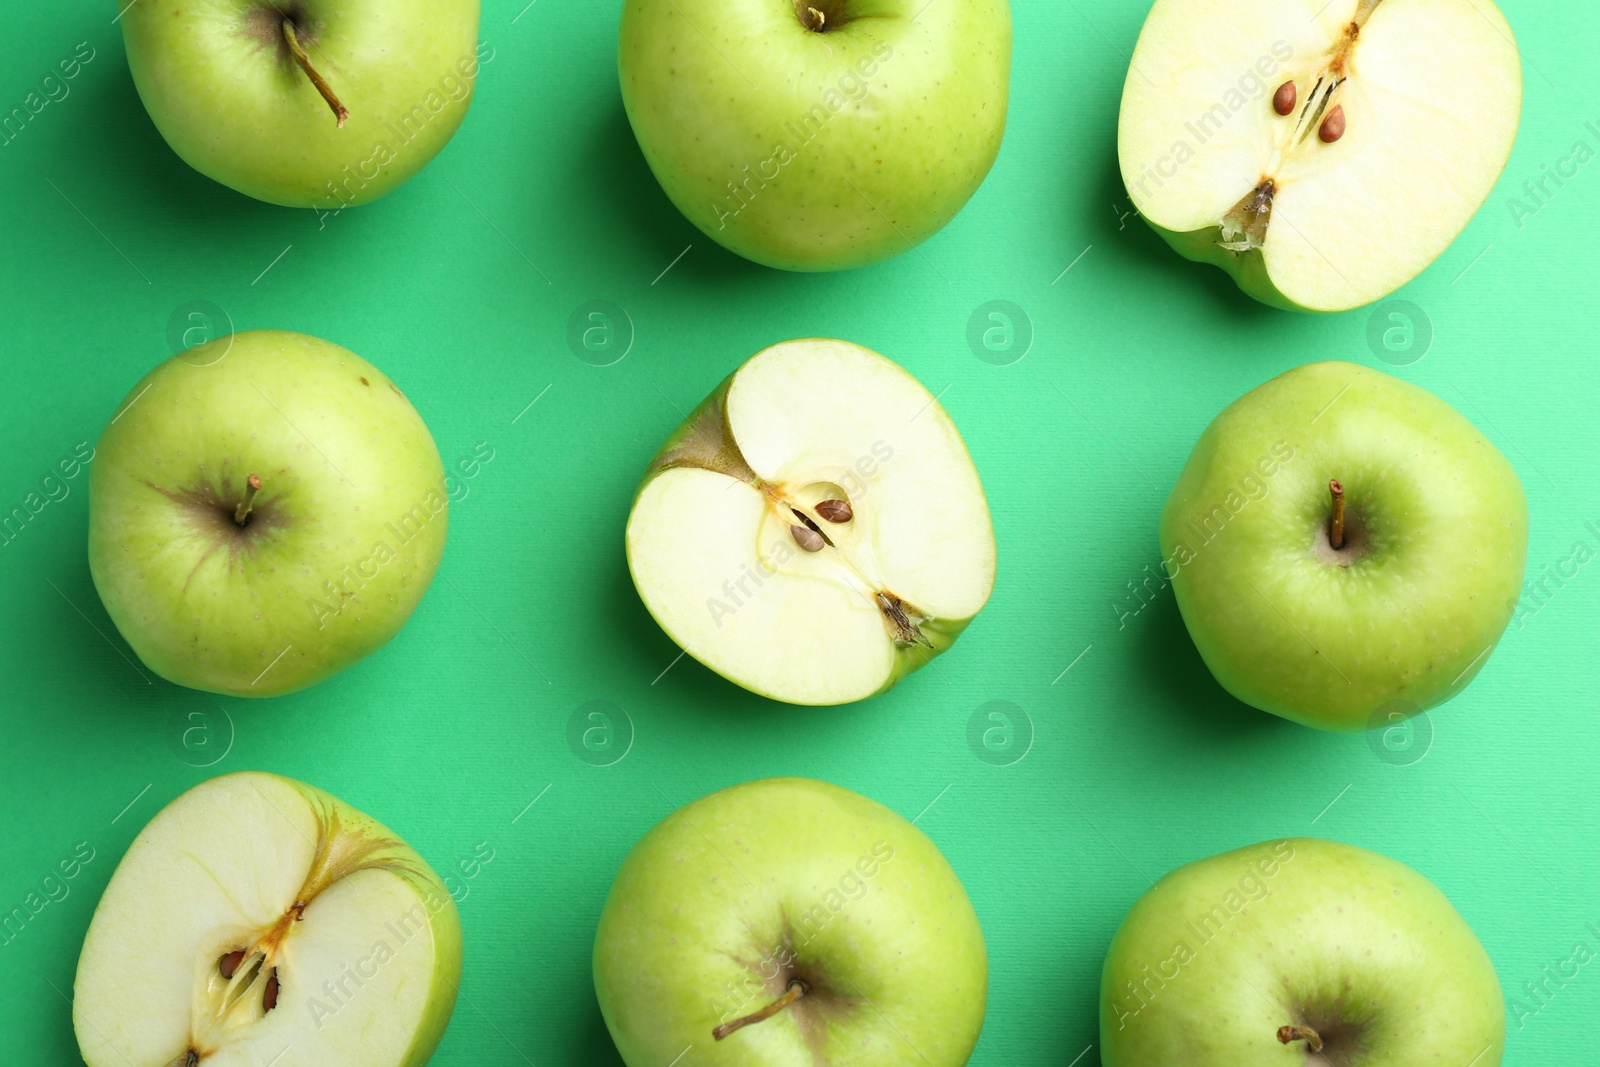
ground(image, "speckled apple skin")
xmin=89 ymin=330 xmax=448 ymax=697
xmin=619 ymin=0 xmax=1011 ymax=271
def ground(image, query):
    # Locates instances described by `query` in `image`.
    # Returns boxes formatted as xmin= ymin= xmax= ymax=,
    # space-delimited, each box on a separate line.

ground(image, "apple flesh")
xmin=618 ymin=0 xmax=1012 ymax=271
xmin=593 ymin=777 xmax=988 ymax=1066
xmin=74 ymin=772 xmax=461 ymax=1067
xmin=1101 ymin=838 xmax=1504 ymax=1067
xmin=625 ymin=338 xmax=996 ymax=705
xmin=1118 ymin=0 xmax=1521 ymax=311
xmin=89 ymin=329 xmax=449 ymax=698
xmin=120 ymin=0 xmax=482 ymax=208
xmin=1161 ymin=361 xmax=1527 ymax=730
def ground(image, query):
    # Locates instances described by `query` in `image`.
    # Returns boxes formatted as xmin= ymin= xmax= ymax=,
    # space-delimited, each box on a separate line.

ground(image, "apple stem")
xmin=1328 ymin=478 xmax=1345 ymax=550
xmin=712 ymin=979 xmax=809 ymax=1041
xmin=234 ymin=474 xmax=263 ymax=527
xmin=798 ymin=4 xmax=827 ymax=31
xmin=1278 ymin=1025 xmax=1324 ymax=1052
xmin=281 ymin=18 xmax=349 ymax=128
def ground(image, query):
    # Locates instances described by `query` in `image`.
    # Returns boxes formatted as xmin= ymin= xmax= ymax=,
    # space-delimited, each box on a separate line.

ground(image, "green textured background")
xmin=2 ymin=1 xmax=1596 ymax=1064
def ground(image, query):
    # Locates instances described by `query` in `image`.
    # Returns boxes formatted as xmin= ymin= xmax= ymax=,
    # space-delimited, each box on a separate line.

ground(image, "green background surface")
xmin=2 ymin=1 xmax=1596 ymax=1064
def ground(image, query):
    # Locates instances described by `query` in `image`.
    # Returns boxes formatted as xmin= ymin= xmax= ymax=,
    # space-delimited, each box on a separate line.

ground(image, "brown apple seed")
xmin=218 ymin=950 xmax=245 ymax=980
xmin=1319 ymin=104 xmax=1346 ymax=143
xmin=1273 ymin=80 xmax=1296 ymax=116
xmin=264 ymin=970 xmax=279 ymax=1012
xmin=815 ymin=499 xmax=853 ymax=523
xmin=790 ymin=524 xmax=825 ymax=552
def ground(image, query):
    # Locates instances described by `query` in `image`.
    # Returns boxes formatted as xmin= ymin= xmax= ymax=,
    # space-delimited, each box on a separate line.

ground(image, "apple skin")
xmin=1101 ymin=838 xmax=1504 ymax=1067
xmin=618 ymin=0 xmax=1012 ymax=271
xmin=89 ymin=330 xmax=449 ymax=697
xmin=1160 ymin=361 xmax=1527 ymax=731
xmin=120 ymin=0 xmax=482 ymax=208
xmin=593 ymin=777 xmax=987 ymax=1066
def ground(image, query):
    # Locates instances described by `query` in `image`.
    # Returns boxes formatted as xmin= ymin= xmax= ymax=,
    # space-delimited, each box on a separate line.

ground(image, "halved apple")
xmin=1118 ymin=0 xmax=1521 ymax=312
xmin=625 ymin=339 xmax=996 ymax=706
xmin=73 ymin=772 xmax=461 ymax=1067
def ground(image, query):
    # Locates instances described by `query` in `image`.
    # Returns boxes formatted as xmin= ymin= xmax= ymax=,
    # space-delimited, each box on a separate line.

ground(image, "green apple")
xmin=120 ymin=0 xmax=482 ymax=208
xmin=618 ymin=0 xmax=1012 ymax=271
xmin=1101 ymin=837 xmax=1503 ymax=1066
xmin=1161 ymin=361 xmax=1527 ymax=731
xmin=1118 ymin=0 xmax=1521 ymax=311
xmin=625 ymin=338 xmax=996 ymax=705
xmin=594 ymin=777 xmax=987 ymax=1066
xmin=74 ymin=771 xmax=462 ymax=1067
xmin=89 ymin=329 xmax=449 ymax=697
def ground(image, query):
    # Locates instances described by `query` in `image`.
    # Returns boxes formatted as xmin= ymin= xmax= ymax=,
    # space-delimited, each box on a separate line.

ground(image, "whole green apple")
xmin=75 ymin=771 xmax=461 ymax=1067
xmin=1160 ymin=361 xmax=1527 ymax=730
xmin=1101 ymin=838 xmax=1504 ymax=1066
xmin=593 ymin=777 xmax=988 ymax=1065
xmin=120 ymin=0 xmax=483 ymax=208
xmin=89 ymin=329 xmax=449 ymax=697
xmin=618 ymin=0 xmax=1012 ymax=271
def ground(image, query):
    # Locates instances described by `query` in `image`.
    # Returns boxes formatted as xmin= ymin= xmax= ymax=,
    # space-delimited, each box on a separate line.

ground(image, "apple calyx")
xmin=1277 ymin=1024 xmax=1325 ymax=1052
xmin=233 ymin=474 xmax=262 ymax=527
xmin=712 ymin=978 xmax=811 ymax=1041
xmin=281 ymin=18 xmax=349 ymax=128
xmin=1218 ymin=0 xmax=1385 ymax=251
xmin=1328 ymin=478 xmax=1346 ymax=550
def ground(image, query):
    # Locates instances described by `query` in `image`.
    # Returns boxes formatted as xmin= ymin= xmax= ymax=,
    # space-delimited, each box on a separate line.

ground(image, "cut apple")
xmin=625 ymin=339 xmax=996 ymax=705
xmin=73 ymin=773 xmax=461 ymax=1067
xmin=1118 ymin=0 xmax=1521 ymax=311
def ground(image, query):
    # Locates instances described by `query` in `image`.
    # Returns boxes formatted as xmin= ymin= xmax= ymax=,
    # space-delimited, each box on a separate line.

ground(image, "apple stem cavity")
xmin=281 ymin=18 xmax=349 ymax=128
xmin=712 ymin=979 xmax=810 ymax=1041
xmin=1329 ymin=478 xmax=1346 ymax=550
xmin=1277 ymin=1024 xmax=1325 ymax=1052
xmin=234 ymin=474 xmax=263 ymax=527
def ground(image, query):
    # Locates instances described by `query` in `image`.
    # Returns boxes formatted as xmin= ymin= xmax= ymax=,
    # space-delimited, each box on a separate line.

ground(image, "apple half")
xmin=1118 ymin=0 xmax=1521 ymax=311
xmin=1101 ymin=838 xmax=1504 ymax=1066
xmin=625 ymin=339 xmax=996 ymax=705
xmin=593 ymin=777 xmax=988 ymax=1066
xmin=73 ymin=772 xmax=461 ymax=1067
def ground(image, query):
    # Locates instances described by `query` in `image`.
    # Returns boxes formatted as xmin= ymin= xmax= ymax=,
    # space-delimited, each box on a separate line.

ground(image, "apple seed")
xmin=218 ymin=949 xmax=246 ymax=980
xmin=814 ymin=499 xmax=853 ymax=523
xmin=264 ymin=969 xmax=280 ymax=1012
xmin=790 ymin=524 xmax=825 ymax=552
xmin=1319 ymin=105 xmax=1346 ymax=143
xmin=1272 ymin=81 xmax=1296 ymax=116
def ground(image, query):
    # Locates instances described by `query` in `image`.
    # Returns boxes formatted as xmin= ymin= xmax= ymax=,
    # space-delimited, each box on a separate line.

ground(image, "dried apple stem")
xmin=1278 ymin=1024 xmax=1325 ymax=1052
xmin=234 ymin=474 xmax=262 ymax=527
xmin=1328 ymin=478 xmax=1345 ymax=550
xmin=282 ymin=18 xmax=349 ymax=127
xmin=713 ymin=980 xmax=808 ymax=1041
